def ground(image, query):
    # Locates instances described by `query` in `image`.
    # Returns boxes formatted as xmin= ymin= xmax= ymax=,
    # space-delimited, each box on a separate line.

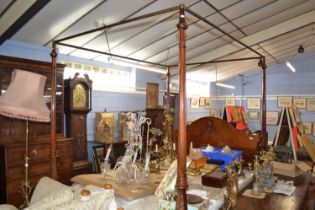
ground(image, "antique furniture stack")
xmin=0 ymin=56 xmax=73 ymax=206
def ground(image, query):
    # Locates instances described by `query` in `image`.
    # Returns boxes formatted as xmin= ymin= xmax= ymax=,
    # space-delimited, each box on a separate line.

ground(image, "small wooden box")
xmin=189 ymin=157 xmax=208 ymax=169
xmin=202 ymin=170 xmax=227 ymax=188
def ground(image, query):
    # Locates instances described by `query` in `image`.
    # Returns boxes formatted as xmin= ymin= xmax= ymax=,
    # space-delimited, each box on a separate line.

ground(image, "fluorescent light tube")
xmin=216 ymin=82 xmax=235 ymax=89
xmin=286 ymin=61 xmax=296 ymax=72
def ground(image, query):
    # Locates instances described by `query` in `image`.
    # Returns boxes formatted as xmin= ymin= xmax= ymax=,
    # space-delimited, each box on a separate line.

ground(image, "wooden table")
xmin=71 ymin=172 xmax=164 ymax=201
xmin=237 ymin=173 xmax=311 ymax=210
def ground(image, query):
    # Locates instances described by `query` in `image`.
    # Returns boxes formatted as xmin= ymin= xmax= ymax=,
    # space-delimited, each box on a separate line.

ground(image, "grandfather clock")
xmin=64 ymin=73 xmax=92 ymax=175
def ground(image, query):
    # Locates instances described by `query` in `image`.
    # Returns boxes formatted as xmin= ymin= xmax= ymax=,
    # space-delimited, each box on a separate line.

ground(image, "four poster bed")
xmin=50 ymin=4 xmax=267 ymax=210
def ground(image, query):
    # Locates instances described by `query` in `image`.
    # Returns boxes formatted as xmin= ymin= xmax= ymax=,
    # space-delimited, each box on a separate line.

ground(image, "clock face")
xmin=73 ymin=83 xmax=87 ymax=108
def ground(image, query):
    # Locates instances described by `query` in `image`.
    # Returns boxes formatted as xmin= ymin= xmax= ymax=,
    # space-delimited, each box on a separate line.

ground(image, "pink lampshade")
xmin=0 ymin=69 xmax=50 ymax=122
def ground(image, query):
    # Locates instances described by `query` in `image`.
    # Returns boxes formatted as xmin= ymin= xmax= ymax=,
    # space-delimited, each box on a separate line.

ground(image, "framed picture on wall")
xmin=313 ymin=123 xmax=315 ymax=136
xmin=277 ymin=96 xmax=292 ymax=108
xmin=303 ymin=122 xmax=313 ymax=134
xmin=247 ymin=98 xmax=261 ymax=110
xmin=210 ymin=108 xmax=217 ymax=117
xmin=266 ymin=111 xmax=279 ymax=125
xmin=307 ymin=98 xmax=315 ymax=111
xmin=226 ymin=97 xmax=235 ymax=106
xmin=205 ymin=97 xmax=211 ymax=108
xmin=248 ymin=111 xmax=259 ymax=120
xmin=191 ymin=97 xmax=199 ymax=109
xmin=293 ymin=98 xmax=306 ymax=109
xmin=199 ymin=97 xmax=206 ymax=107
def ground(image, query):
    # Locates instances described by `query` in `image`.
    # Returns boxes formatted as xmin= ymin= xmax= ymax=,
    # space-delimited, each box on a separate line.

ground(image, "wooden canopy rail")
xmin=51 ymin=4 xmax=267 ymax=210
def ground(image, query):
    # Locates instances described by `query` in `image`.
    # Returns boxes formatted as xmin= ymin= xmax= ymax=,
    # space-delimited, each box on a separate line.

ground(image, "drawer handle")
xmin=32 ymin=149 xmax=38 ymax=155
xmin=56 ymin=150 xmax=60 ymax=157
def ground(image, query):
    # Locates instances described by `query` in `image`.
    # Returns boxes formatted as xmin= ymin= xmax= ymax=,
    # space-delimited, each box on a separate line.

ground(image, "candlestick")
xmin=173 ymin=143 xmax=176 ymax=150
xmin=144 ymin=152 xmax=151 ymax=171
xmin=190 ymin=142 xmax=193 ymax=149
xmin=133 ymin=149 xmax=138 ymax=164
xmin=105 ymin=144 xmax=112 ymax=161
xmin=155 ymin=144 xmax=158 ymax=152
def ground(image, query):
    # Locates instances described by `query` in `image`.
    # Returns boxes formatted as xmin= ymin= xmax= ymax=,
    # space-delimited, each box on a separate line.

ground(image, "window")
xmin=63 ymin=61 xmax=136 ymax=92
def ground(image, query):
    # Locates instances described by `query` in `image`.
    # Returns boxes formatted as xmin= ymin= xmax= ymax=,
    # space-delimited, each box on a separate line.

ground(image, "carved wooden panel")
xmin=69 ymin=114 xmax=87 ymax=161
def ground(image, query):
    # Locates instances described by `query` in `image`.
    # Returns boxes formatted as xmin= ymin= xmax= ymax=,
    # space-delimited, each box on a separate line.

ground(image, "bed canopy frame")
xmin=50 ymin=5 xmax=267 ymax=209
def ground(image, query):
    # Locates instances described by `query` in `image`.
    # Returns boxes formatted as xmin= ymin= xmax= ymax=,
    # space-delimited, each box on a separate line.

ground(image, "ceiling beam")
xmin=0 ymin=0 xmax=51 ymax=45
xmin=177 ymin=8 xmax=315 ymax=75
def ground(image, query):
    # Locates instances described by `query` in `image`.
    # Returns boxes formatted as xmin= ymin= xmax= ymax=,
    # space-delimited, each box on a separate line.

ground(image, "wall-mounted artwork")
xmin=210 ymin=108 xmax=217 ymax=117
xmin=266 ymin=111 xmax=279 ymax=125
xmin=247 ymin=98 xmax=261 ymax=110
xmin=248 ymin=111 xmax=259 ymax=120
xmin=225 ymin=97 xmax=235 ymax=106
xmin=307 ymin=98 xmax=315 ymax=111
xmin=199 ymin=97 xmax=206 ymax=107
xmin=277 ymin=96 xmax=292 ymax=108
xmin=303 ymin=122 xmax=313 ymax=134
xmin=293 ymin=98 xmax=306 ymax=109
xmin=191 ymin=97 xmax=199 ymax=109
xmin=205 ymin=97 xmax=211 ymax=108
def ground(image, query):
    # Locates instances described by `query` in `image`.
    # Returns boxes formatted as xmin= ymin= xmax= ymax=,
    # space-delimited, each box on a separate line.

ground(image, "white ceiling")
xmin=1 ymin=0 xmax=315 ymax=82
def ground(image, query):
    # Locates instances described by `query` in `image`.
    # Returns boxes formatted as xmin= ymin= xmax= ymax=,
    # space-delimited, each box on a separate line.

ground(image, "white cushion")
xmin=0 ymin=204 xmax=18 ymax=210
xmin=24 ymin=189 xmax=73 ymax=210
xmin=30 ymin=176 xmax=71 ymax=205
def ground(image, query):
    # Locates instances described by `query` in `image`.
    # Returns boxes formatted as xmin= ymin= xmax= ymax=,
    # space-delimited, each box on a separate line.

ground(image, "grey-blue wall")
xmin=210 ymin=51 xmax=315 ymax=142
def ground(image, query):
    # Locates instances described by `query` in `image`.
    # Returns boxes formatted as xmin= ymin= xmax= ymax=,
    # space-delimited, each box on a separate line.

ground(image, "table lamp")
xmin=0 ymin=69 xmax=50 ymax=207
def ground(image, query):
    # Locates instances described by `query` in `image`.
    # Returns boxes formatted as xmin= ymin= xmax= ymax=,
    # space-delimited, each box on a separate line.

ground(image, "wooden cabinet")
xmin=56 ymin=138 xmax=73 ymax=185
xmin=146 ymin=107 xmax=164 ymax=130
xmin=0 ymin=56 xmax=73 ymax=206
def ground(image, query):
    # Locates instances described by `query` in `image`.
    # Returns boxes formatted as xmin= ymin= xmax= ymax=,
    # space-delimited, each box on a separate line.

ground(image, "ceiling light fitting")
xmin=298 ymin=45 xmax=304 ymax=53
xmin=216 ymin=82 xmax=235 ymax=89
xmin=214 ymin=65 xmax=235 ymax=89
xmin=286 ymin=61 xmax=296 ymax=72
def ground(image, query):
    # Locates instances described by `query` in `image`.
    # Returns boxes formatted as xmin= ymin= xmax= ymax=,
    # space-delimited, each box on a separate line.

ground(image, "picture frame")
xmin=205 ymin=97 xmax=211 ymax=108
xmin=247 ymin=98 xmax=261 ymax=110
xmin=146 ymin=82 xmax=159 ymax=108
xmin=266 ymin=111 xmax=279 ymax=125
xmin=248 ymin=111 xmax=259 ymax=120
xmin=303 ymin=122 xmax=313 ymax=135
xmin=190 ymin=97 xmax=199 ymax=109
xmin=225 ymin=97 xmax=235 ymax=106
xmin=277 ymin=96 xmax=292 ymax=108
xmin=288 ymin=107 xmax=297 ymax=127
xmin=199 ymin=97 xmax=206 ymax=107
xmin=292 ymin=107 xmax=301 ymax=123
xmin=293 ymin=98 xmax=306 ymax=109
xmin=307 ymin=98 xmax=315 ymax=111
xmin=210 ymin=108 xmax=217 ymax=117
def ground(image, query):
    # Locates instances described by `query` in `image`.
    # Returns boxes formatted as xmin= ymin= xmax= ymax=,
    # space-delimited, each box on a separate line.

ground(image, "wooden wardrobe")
xmin=0 ymin=56 xmax=73 ymax=207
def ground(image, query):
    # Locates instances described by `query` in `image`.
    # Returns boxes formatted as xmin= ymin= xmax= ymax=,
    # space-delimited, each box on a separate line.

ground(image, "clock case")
xmin=64 ymin=73 xmax=92 ymax=175
xmin=64 ymin=72 xmax=92 ymax=114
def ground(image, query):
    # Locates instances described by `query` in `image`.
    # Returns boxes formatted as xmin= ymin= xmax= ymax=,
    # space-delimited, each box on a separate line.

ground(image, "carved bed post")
xmin=166 ymin=67 xmax=170 ymax=114
xmin=50 ymin=41 xmax=58 ymax=179
xmin=261 ymin=57 xmax=267 ymax=150
xmin=176 ymin=5 xmax=188 ymax=210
